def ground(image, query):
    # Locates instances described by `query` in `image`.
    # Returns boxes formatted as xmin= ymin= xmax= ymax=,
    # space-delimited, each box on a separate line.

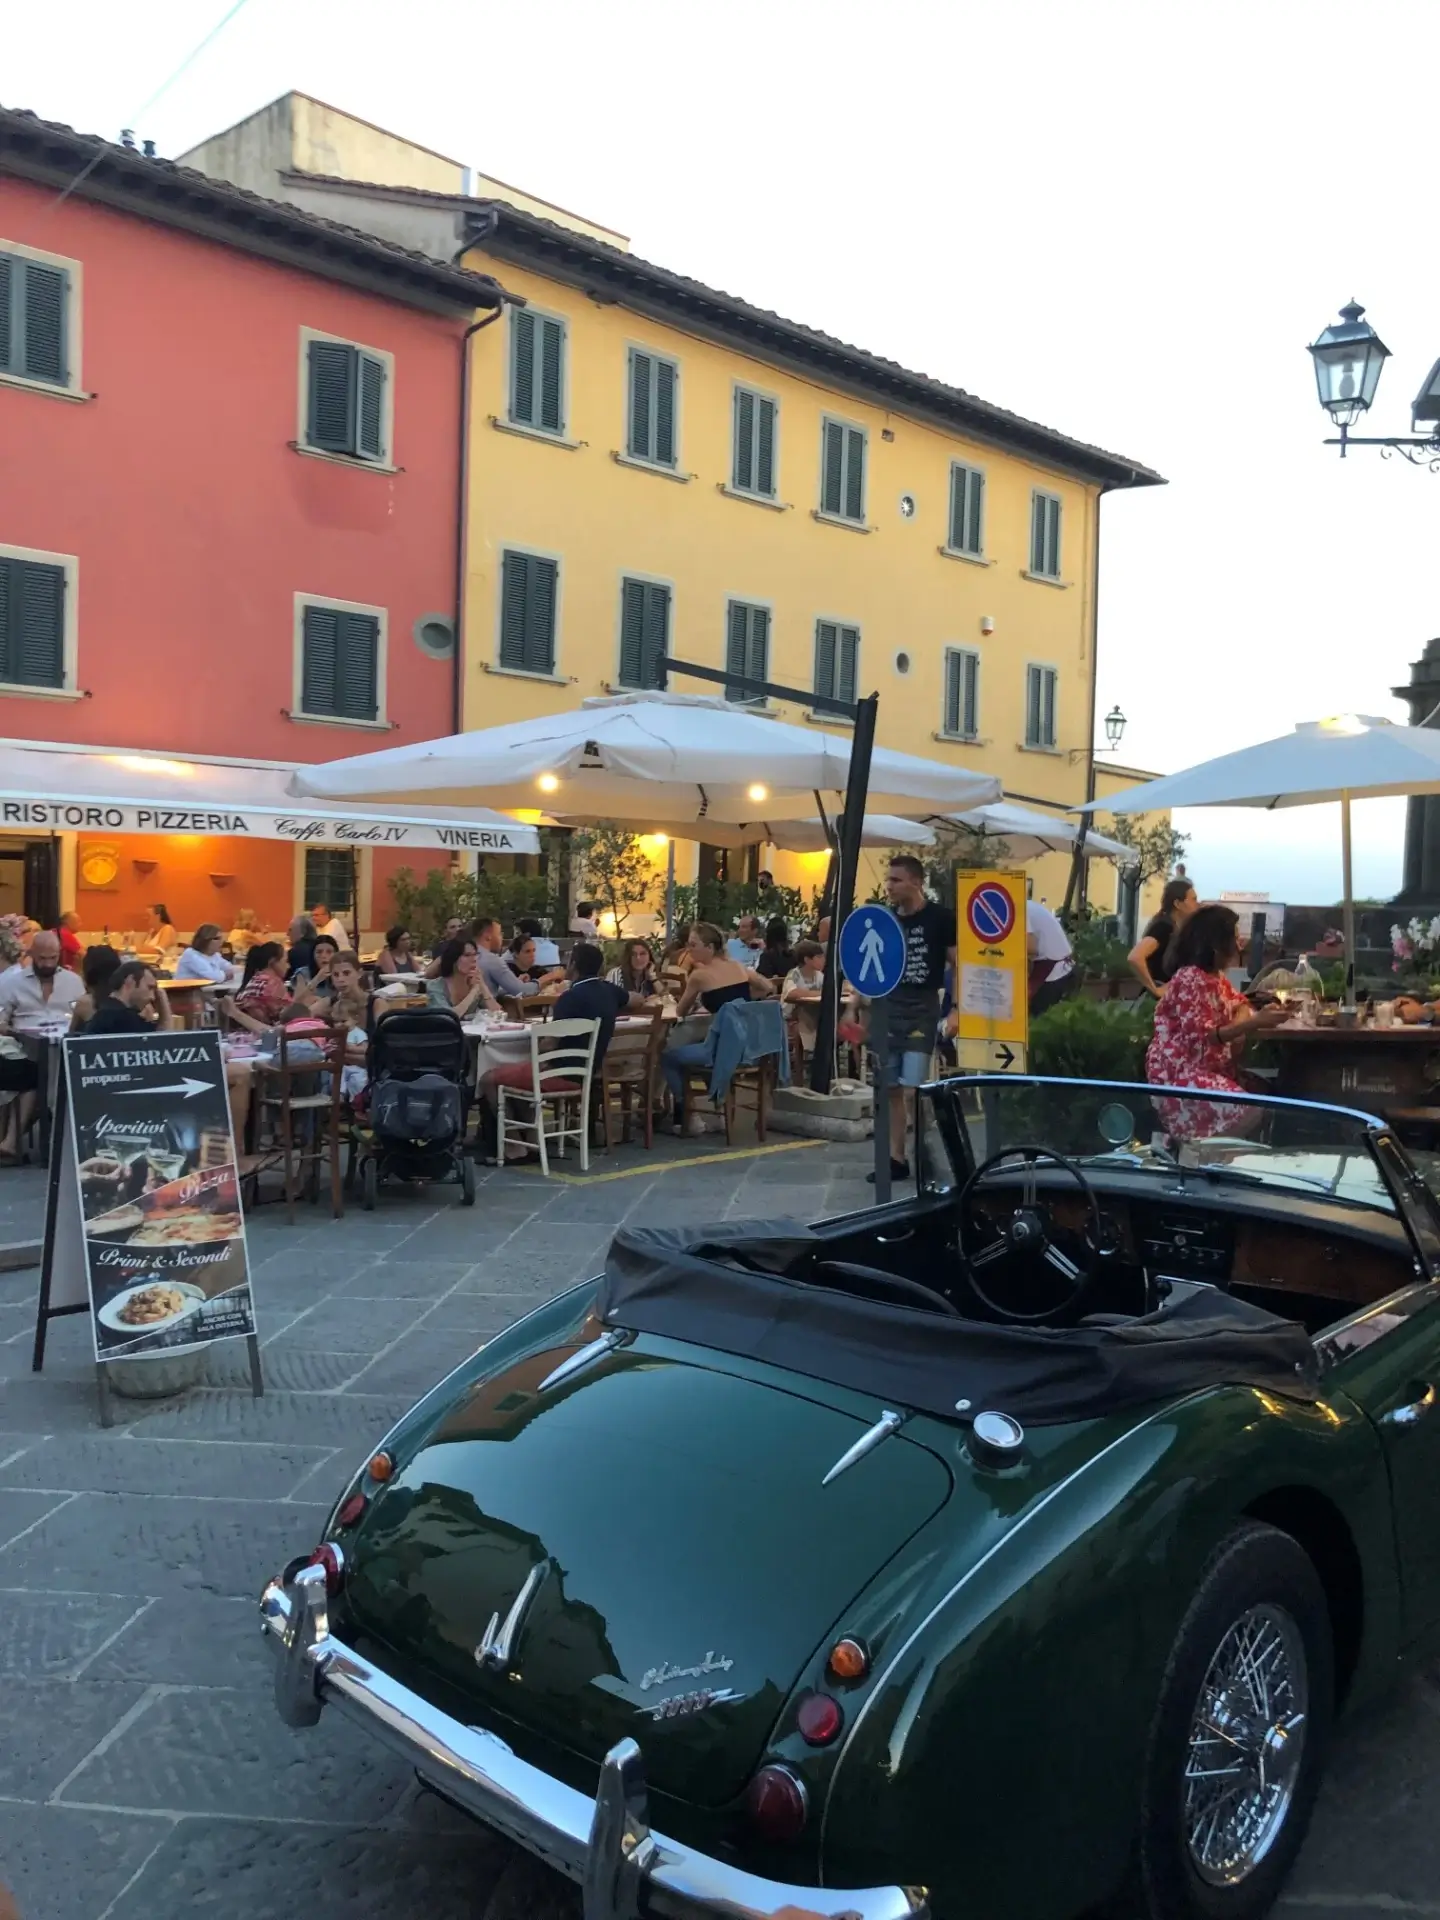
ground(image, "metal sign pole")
xmin=870 ymin=995 xmax=891 ymax=1205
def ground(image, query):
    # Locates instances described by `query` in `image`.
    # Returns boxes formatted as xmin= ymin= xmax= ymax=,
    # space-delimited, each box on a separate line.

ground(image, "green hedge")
xmin=1027 ymin=994 xmax=1155 ymax=1082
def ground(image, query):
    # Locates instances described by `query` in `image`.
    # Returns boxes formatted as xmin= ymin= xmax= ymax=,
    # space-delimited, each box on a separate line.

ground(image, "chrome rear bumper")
xmin=261 ymin=1567 xmax=927 ymax=1920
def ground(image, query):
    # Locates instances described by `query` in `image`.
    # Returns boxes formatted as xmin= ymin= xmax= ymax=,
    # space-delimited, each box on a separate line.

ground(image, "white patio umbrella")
xmin=289 ymin=692 xmax=1000 ymax=821
xmin=1085 ymin=714 xmax=1440 ymax=1004
xmin=552 ymin=812 xmax=936 ymax=851
xmin=942 ymin=800 xmax=1139 ymax=865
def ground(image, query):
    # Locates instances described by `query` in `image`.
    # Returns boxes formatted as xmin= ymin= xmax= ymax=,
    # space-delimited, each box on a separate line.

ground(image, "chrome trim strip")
xmin=538 ymin=1328 xmax=629 ymax=1395
xmin=820 ymin=1398 xmax=1185 ymax=1874
xmin=821 ymin=1411 xmax=905 ymax=1487
xmin=476 ymin=1557 xmax=550 ymax=1672
xmin=259 ymin=1577 xmax=927 ymax=1920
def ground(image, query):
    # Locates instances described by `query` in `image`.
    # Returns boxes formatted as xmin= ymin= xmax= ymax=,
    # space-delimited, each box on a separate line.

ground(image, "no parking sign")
xmin=955 ymin=868 xmax=1028 ymax=1053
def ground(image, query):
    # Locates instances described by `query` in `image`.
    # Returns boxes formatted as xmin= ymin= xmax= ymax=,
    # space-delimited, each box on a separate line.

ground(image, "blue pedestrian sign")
xmin=839 ymin=904 xmax=907 ymax=998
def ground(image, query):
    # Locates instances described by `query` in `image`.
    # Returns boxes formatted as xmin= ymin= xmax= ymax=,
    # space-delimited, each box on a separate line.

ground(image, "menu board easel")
xmin=32 ymin=1030 xmax=264 ymax=1428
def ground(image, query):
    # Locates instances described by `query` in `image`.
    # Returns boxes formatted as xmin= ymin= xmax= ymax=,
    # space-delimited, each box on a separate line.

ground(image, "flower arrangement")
xmin=1391 ymin=917 xmax=1440 ymax=978
xmin=0 ymin=914 xmax=28 ymax=966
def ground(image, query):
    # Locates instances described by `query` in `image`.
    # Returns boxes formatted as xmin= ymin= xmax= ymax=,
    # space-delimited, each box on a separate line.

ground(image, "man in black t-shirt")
xmin=870 ymin=855 xmax=956 ymax=1182
xmin=552 ymin=942 xmax=650 ymax=1068
xmin=83 ymin=963 xmax=173 ymax=1035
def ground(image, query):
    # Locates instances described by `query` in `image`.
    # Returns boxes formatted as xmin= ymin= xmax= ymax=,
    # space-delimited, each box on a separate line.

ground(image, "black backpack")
xmin=370 ymin=1073 xmax=463 ymax=1146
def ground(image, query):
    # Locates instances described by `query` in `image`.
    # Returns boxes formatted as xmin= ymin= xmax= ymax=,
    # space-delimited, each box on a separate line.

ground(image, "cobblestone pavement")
xmin=0 ymin=1140 xmax=1437 ymax=1920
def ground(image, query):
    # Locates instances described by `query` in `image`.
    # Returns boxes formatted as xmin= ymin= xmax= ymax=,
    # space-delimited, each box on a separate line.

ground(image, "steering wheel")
xmin=957 ymin=1146 xmax=1103 ymax=1325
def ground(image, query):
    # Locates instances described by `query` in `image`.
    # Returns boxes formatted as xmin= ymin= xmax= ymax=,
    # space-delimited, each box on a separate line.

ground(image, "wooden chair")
xmin=596 ymin=1010 xmax=667 ymax=1150
xmin=497 ymin=1018 xmax=601 ymax=1176
xmin=252 ymin=1026 xmax=348 ymax=1220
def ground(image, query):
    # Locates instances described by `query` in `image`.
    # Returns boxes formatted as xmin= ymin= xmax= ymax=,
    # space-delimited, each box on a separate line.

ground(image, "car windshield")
xmin=930 ymin=1077 xmax=1398 ymax=1218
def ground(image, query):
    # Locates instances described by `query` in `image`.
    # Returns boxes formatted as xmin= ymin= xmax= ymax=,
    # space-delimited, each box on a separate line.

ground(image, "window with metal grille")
xmin=819 ymin=419 xmax=866 ymax=523
xmin=300 ymin=604 xmax=380 ymax=721
xmin=304 ymin=849 xmax=356 ymax=922
xmin=813 ymin=620 xmax=859 ymax=706
xmin=0 ymin=251 xmax=69 ymax=387
xmin=627 ymin=349 xmax=678 ymax=466
xmin=0 ymin=556 xmax=65 ymax=688
xmin=617 ymin=578 xmax=671 ymax=689
xmin=724 ymin=600 xmax=770 ymax=702
xmin=305 ymin=339 xmax=387 ymax=461
xmin=943 ymin=648 xmax=980 ymax=739
xmin=732 ymin=387 xmax=777 ymax=497
xmin=1030 ymin=491 xmax=1062 ymax=578
xmin=510 ymin=307 xmax=566 ymax=435
xmin=948 ymin=463 xmax=985 ymax=557
xmin=499 ymin=551 xmax=558 ymax=676
xmin=1025 ymin=664 xmax=1058 ymax=749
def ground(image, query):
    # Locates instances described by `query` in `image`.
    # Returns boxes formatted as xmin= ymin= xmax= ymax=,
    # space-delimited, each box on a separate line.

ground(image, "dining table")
xmin=461 ymin=1008 xmax=677 ymax=1088
xmin=1265 ymin=1019 xmax=1440 ymax=1123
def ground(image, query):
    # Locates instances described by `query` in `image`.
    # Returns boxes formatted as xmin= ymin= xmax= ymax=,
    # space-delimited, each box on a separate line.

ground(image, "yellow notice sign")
xmin=954 ymin=868 xmax=1029 ymax=1050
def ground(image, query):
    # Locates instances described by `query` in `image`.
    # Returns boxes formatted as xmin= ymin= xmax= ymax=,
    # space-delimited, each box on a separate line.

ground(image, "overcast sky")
xmin=7 ymin=0 xmax=1437 ymax=908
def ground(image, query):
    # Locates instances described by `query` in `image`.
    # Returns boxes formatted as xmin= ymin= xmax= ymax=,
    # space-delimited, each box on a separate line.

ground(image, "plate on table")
xmin=98 ymin=1280 xmax=206 ymax=1335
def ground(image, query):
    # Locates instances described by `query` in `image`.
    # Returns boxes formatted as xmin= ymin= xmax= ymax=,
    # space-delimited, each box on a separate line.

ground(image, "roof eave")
xmin=0 ymin=116 xmax=503 ymax=316
xmin=462 ymin=207 xmax=1164 ymax=490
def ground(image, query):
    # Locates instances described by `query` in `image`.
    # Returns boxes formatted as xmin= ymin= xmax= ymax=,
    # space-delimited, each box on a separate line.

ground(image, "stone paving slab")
xmin=0 ymin=1805 xmax=173 ymax=1920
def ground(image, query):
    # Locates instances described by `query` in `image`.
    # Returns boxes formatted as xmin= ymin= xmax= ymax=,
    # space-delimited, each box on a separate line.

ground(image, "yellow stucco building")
xmin=183 ymin=95 xmax=1166 ymax=916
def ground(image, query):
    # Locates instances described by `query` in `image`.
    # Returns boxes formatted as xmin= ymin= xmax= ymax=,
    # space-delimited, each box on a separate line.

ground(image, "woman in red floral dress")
xmin=1146 ymin=905 xmax=1289 ymax=1138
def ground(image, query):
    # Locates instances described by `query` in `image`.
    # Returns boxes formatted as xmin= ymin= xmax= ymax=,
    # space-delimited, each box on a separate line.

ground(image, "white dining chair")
xmin=496 ymin=1018 xmax=601 ymax=1176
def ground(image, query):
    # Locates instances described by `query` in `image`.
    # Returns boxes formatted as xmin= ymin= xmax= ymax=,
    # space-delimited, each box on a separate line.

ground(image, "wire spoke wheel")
xmin=1183 ymin=1602 xmax=1308 ymax=1886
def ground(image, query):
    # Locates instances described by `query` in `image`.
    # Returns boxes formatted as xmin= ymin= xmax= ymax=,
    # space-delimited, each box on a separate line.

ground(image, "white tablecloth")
xmin=461 ymin=1015 xmax=661 ymax=1085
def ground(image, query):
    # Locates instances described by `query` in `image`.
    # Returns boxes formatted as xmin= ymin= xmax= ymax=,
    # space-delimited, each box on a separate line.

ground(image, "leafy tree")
xmin=387 ymin=865 xmax=554 ymax=946
xmin=1097 ymin=815 xmax=1190 ymax=890
xmin=570 ymin=823 xmax=655 ymax=936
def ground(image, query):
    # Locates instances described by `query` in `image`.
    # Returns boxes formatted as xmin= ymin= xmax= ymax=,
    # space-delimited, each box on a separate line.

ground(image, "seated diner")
xmin=83 ymin=962 xmax=172 ymax=1035
xmin=427 ymin=936 xmax=500 ymax=1020
xmin=174 ymin=923 xmax=235 ymax=984
xmin=69 ymin=944 xmax=123 ymax=1033
xmin=374 ymin=926 xmax=415 ymax=976
xmin=231 ymin=942 xmax=290 ymax=1032
xmin=1146 ymin=904 xmax=1289 ymax=1139
xmin=661 ymin=920 xmax=776 ymax=1107
xmin=782 ymin=939 xmax=826 ymax=1056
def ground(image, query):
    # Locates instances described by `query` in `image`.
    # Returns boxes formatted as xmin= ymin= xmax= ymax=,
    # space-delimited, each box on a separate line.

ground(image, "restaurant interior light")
xmin=747 ymin=783 xmax=768 ymax=803
xmin=537 ymin=774 xmax=560 ymax=794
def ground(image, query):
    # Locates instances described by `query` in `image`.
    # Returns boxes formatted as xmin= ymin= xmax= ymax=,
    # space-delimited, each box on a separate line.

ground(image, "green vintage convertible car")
xmin=261 ymin=1076 xmax=1440 ymax=1920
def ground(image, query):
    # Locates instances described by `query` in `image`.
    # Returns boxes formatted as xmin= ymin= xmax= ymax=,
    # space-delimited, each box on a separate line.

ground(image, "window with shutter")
xmin=820 ymin=419 xmax=866 ymax=523
xmin=948 ymin=463 xmax=985 ymax=557
xmin=813 ymin=620 xmax=859 ymax=706
xmin=1030 ymin=492 xmax=1062 ymax=578
xmin=304 ymin=849 xmax=356 ymax=920
xmin=618 ymin=579 xmax=670 ymax=689
xmin=300 ymin=604 xmax=381 ymax=721
xmin=0 ymin=556 xmax=66 ymax=689
xmin=731 ymin=386 xmax=777 ymax=497
xmin=511 ymin=308 xmax=567 ymax=435
xmin=499 ymin=551 xmax=559 ymax=676
xmin=1025 ymin=664 xmax=1058 ymax=748
xmin=626 ymin=349 xmax=678 ymax=466
xmin=943 ymin=648 xmax=980 ymax=738
xmin=724 ymin=600 xmax=770 ymax=701
xmin=0 ymin=249 xmax=70 ymax=388
xmin=304 ymin=338 xmax=388 ymax=462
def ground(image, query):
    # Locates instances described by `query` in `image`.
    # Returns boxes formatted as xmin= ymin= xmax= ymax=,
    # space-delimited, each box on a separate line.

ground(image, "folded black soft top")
xmin=599 ymin=1220 xmax=1319 ymax=1426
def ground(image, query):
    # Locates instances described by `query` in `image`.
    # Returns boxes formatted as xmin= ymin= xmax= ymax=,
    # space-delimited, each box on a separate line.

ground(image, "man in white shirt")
xmin=1026 ymin=899 xmax=1077 ymax=1016
xmin=310 ymin=902 xmax=350 ymax=946
xmin=569 ymin=903 xmax=600 ymax=940
xmin=0 ymin=931 xmax=85 ymax=1025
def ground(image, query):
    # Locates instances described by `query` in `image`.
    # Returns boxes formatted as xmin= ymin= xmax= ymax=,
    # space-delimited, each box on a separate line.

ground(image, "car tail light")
xmin=744 ymin=1765 xmax=808 ymax=1842
xmin=336 ymin=1491 xmax=366 ymax=1528
xmin=304 ymin=1542 xmax=346 ymax=1595
xmin=796 ymin=1692 xmax=844 ymax=1745
xmin=826 ymin=1637 xmax=869 ymax=1682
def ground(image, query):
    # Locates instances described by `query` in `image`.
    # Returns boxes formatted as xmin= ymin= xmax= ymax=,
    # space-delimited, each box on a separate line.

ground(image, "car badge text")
xmin=640 ymin=1651 xmax=734 ymax=1692
xmin=648 ymin=1685 xmax=742 ymax=1723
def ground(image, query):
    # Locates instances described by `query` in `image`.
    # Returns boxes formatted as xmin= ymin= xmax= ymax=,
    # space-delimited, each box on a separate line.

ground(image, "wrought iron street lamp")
xmin=1103 ymin=704 xmax=1127 ymax=750
xmin=1309 ymin=300 xmax=1440 ymax=466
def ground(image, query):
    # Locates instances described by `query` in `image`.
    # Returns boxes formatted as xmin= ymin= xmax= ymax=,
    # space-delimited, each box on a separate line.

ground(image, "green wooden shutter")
xmin=539 ymin=317 xmax=564 ymax=432
xmin=837 ymin=626 xmax=858 ymax=705
xmin=335 ymin=612 xmax=379 ymax=720
xmin=511 ymin=310 xmax=536 ymax=424
xmin=733 ymin=388 xmax=755 ymax=491
xmin=814 ymin=620 xmax=837 ymax=700
xmin=844 ymin=429 xmax=865 ymax=522
xmin=967 ymin=470 xmax=985 ymax=555
xmin=22 ymin=263 xmax=66 ymax=385
xmin=640 ymin=583 xmax=669 ymax=687
xmin=821 ymin=422 xmax=844 ymax=515
xmin=962 ymin=651 xmax=978 ymax=735
xmin=654 ymin=359 xmax=676 ymax=465
xmin=1041 ymin=668 xmax=1056 ymax=746
xmin=502 ymin=552 xmax=557 ymax=675
xmin=357 ymin=353 xmax=386 ymax=460
xmin=619 ymin=580 xmax=646 ymax=686
xmin=302 ymin=605 xmax=339 ymax=712
xmin=13 ymin=562 xmax=64 ymax=686
xmin=756 ymin=398 xmax=775 ymax=496
xmin=725 ymin=599 xmax=749 ymax=698
xmin=946 ymin=651 xmax=977 ymax=735
xmin=0 ymin=256 xmax=12 ymax=373
xmin=629 ymin=350 xmax=652 ymax=459
xmin=308 ymin=341 xmax=356 ymax=451
xmin=1031 ymin=495 xmax=1060 ymax=576
xmin=500 ymin=553 xmax=530 ymax=671
xmin=944 ymin=652 xmax=962 ymax=734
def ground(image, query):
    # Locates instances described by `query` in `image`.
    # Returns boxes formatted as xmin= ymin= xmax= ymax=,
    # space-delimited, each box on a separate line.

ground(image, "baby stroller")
xmin=356 ymin=1006 xmax=475 ymax=1209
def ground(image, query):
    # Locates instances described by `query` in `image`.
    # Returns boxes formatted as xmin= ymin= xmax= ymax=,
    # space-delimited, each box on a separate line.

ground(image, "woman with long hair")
xmin=230 ymin=941 xmax=291 ymax=1032
xmin=754 ymin=915 xmax=796 ymax=982
xmin=608 ymin=938 xmax=658 ymax=997
xmin=426 ymin=936 xmax=499 ymax=1019
xmin=1146 ymin=905 xmax=1289 ymax=1138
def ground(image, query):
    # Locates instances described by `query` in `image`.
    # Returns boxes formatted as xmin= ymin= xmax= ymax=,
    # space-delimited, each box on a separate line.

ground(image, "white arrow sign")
xmin=116 ymin=1078 xmax=212 ymax=1099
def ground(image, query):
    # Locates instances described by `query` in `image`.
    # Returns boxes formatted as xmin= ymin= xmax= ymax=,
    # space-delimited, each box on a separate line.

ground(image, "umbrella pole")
xmin=664 ymin=838 xmax=676 ymax=941
xmin=1341 ymin=788 xmax=1356 ymax=1011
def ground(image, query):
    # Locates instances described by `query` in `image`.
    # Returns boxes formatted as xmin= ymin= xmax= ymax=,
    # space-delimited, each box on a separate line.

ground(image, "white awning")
xmin=0 ymin=743 xmax=541 ymax=856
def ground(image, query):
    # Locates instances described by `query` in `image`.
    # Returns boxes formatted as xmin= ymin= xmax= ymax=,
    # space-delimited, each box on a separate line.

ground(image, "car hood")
xmin=341 ymin=1336 xmax=954 ymax=1805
